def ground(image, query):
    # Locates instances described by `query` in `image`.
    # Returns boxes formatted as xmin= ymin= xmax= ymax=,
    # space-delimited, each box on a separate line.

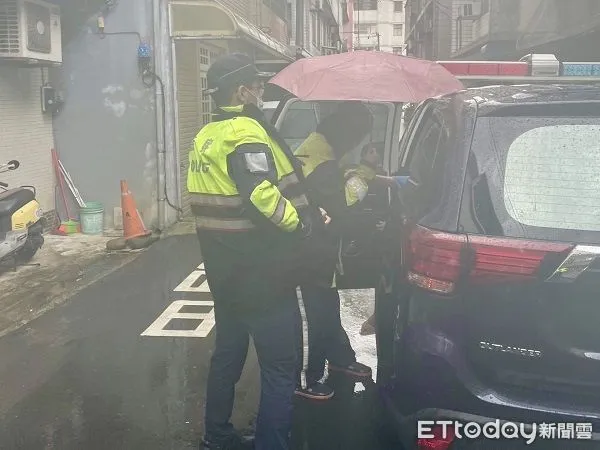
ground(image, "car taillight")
xmin=467 ymin=235 xmax=573 ymax=283
xmin=407 ymin=226 xmax=466 ymax=294
xmin=417 ymin=425 xmax=455 ymax=450
xmin=407 ymin=226 xmax=574 ymax=294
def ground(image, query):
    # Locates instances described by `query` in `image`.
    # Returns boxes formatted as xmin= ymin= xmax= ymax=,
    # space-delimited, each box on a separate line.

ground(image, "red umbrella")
xmin=268 ymin=51 xmax=464 ymax=103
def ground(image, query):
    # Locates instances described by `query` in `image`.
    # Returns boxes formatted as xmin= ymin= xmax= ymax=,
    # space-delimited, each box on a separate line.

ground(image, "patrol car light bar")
xmin=437 ymin=54 xmax=600 ymax=79
xmin=438 ymin=61 xmax=529 ymax=76
xmin=562 ymin=62 xmax=600 ymax=76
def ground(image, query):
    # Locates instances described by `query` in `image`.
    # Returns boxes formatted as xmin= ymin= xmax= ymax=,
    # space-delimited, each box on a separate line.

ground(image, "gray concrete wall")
xmin=490 ymin=0 xmax=520 ymax=39
xmin=51 ymin=0 xmax=159 ymax=230
xmin=435 ymin=0 xmax=453 ymax=59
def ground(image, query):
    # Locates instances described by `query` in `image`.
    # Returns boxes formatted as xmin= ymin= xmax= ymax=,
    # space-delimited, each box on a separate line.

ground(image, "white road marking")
xmin=174 ymin=269 xmax=211 ymax=293
xmin=141 ymin=264 xmax=216 ymax=338
xmin=339 ymin=289 xmax=377 ymax=387
xmin=141 ymin=300 xmax=215 ymax=337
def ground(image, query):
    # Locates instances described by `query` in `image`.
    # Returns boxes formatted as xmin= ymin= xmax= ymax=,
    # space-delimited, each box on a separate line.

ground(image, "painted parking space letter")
xmin=141 ymin=300 xmax=215 ymax=337
xmin=174 ymin=265 xmax=210 ymax=292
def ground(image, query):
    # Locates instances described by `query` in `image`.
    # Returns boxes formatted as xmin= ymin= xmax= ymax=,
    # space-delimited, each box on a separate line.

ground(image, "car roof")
xmin=444 ymin=83 xmax=600 ymax=114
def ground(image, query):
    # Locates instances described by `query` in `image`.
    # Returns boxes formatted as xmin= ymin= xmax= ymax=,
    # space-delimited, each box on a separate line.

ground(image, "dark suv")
xmin=378 ymin=83 xmax=600 ymax=449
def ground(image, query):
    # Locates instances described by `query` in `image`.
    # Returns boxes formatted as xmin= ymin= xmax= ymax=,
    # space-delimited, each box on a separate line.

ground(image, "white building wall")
xmin=329 ymin=0 xmax=343 ymax=25
xmin=0 ymin=66 xmax=54 ymax=213
xmin=354 ymin=0 xmax=405 ymax=53
xmin=290 ymin=0 xmax=298 ymax=45
xmin=451 ymin=0 xmax=481 ymax=54
xmin=302 ymin=0 xmax=345 ymax=56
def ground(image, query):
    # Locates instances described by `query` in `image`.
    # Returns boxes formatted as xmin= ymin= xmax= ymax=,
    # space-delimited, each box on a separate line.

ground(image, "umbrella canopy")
xmin=268 ymin=51 xmax=464 ymax=103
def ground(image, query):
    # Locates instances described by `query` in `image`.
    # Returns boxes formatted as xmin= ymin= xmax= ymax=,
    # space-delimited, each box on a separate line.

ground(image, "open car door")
xmin=273 ymin=97 xmax=404 ymax=290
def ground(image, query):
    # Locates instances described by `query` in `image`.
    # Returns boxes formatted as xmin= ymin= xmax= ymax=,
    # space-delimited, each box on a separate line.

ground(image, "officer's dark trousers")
xmin=300 ymin=284 xmax=356 ymax=384
xmin=204 ymin=286 xmax=299 ymax=450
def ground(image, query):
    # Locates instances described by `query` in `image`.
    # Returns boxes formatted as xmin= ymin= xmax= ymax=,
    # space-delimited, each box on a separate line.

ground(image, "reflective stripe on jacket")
xmin=188 ymin=105 xmax=308 ymax=232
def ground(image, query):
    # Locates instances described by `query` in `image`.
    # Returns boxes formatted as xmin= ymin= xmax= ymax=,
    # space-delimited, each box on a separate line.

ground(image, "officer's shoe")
xmin=328 ymin=361 xmax=372 ymax=379
xmin=295 ymin=382 xmax=334 ymax=401
xmin=201 ymin=433 xmax=255 ymax=450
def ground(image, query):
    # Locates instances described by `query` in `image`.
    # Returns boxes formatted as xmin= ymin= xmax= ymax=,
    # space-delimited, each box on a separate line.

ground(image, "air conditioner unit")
xmin=0 ymin=0 xmax=62 ymax=64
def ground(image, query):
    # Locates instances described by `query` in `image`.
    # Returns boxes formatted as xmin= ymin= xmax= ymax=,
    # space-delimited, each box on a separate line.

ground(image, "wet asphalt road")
xmin=0 ymin=235 xmax=392 ymax=450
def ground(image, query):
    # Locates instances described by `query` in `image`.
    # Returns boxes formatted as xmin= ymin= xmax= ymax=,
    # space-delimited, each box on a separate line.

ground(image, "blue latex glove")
xmin=393 ymin=176 xmax=410 ymax=187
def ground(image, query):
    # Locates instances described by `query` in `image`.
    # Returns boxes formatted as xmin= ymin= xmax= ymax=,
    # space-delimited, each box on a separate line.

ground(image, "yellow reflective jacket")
xmin=188 ymin=105 xmax=311 ymax=279
xmin=343 ymin=163 xmax=377 ymax=207
xmin=188 ymin=105 xmax=308 ymax=232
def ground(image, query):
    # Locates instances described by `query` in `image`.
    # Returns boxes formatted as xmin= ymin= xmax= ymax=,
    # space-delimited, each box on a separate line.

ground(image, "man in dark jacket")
xmin=293 ymin=103 xmax=374 ymax=400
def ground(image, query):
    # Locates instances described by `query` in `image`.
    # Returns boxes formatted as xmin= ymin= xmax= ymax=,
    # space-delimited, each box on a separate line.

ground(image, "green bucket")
xmin=79 ymin=201 xmax=104 ymax=235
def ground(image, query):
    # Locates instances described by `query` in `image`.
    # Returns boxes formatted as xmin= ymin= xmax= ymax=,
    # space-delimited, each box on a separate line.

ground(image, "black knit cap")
xmin=205 ymin=53 xmax=273 ymax=94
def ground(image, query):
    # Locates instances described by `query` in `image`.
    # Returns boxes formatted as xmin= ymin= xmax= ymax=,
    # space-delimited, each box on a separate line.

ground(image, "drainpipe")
xmin=152 ymin=0 xmax=165 ymax=230
xmin=153 ymin=0 xmax=179 ymax=229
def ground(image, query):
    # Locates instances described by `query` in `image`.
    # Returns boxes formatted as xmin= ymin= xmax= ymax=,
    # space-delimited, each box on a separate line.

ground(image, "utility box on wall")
xmin=40 ymin=84 xmax=57 ymax=113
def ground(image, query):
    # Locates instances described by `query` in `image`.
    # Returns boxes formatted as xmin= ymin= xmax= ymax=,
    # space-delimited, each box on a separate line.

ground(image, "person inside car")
xmin=343 ymin=142 xmax=384 ymax=205
xmin=343 ymin=142 xmax=400 ymax=336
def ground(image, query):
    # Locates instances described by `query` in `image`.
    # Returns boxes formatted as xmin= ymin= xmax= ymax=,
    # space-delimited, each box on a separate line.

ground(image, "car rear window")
xmin=505 ymin=123 xmax=600 ymax=231
xmin=462 ymin=113 xmax=600 ymax=244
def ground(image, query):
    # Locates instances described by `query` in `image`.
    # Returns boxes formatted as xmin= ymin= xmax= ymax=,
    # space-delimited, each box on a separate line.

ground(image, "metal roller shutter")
xmin=175 ymin=41 xmax=223 ymax=217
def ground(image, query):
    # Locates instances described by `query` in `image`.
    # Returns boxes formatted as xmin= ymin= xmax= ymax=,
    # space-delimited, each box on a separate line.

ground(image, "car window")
xmin=461 ymin=113 xmax=600 ymax=244
xmin=277 ymin=101 xmax=391 ymax=158
xmin=340 ymin=103 xmax=391 ymax=167
xmin=369 ymin=104 xmax=389 ymax=147
xmin=397 ymin=102 xmax=430 ymax=172
xmin=278 ymin=102 xmax=320 ymax=151
xmin=406 ymin=111 xmax=447 ymax=185
xmin=395 ymin=105 xmax=452 ymax=219
xmin=504 ymin=123 xmax=600 ymax=231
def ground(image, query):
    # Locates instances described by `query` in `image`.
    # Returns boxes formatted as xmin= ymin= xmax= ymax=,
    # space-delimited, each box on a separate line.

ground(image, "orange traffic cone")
xmin=120 ymin=180 xmax=151 ymax=240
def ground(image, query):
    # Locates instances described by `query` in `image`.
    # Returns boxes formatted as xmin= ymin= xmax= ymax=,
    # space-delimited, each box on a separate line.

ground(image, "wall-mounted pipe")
xmin=152 ymin=0 xmax=180 ymax=229
xmin=152 ymin=0 xmax=165 ymax=230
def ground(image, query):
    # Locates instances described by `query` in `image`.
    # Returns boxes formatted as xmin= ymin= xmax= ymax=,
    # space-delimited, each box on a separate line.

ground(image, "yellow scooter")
xmin=0 ymin=160 xmax=44 ymax=267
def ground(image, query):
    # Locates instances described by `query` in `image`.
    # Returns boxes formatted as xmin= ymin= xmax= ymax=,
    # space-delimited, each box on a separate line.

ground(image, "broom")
xmin=51 ymin=149 xmax=80 ymax=235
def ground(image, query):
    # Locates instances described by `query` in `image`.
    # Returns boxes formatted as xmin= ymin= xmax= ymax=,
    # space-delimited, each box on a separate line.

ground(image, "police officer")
xmin=189 ymin=53 xmax=323 ymax=450
xmin=293 ymin=103 xmax=374 ymax=401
